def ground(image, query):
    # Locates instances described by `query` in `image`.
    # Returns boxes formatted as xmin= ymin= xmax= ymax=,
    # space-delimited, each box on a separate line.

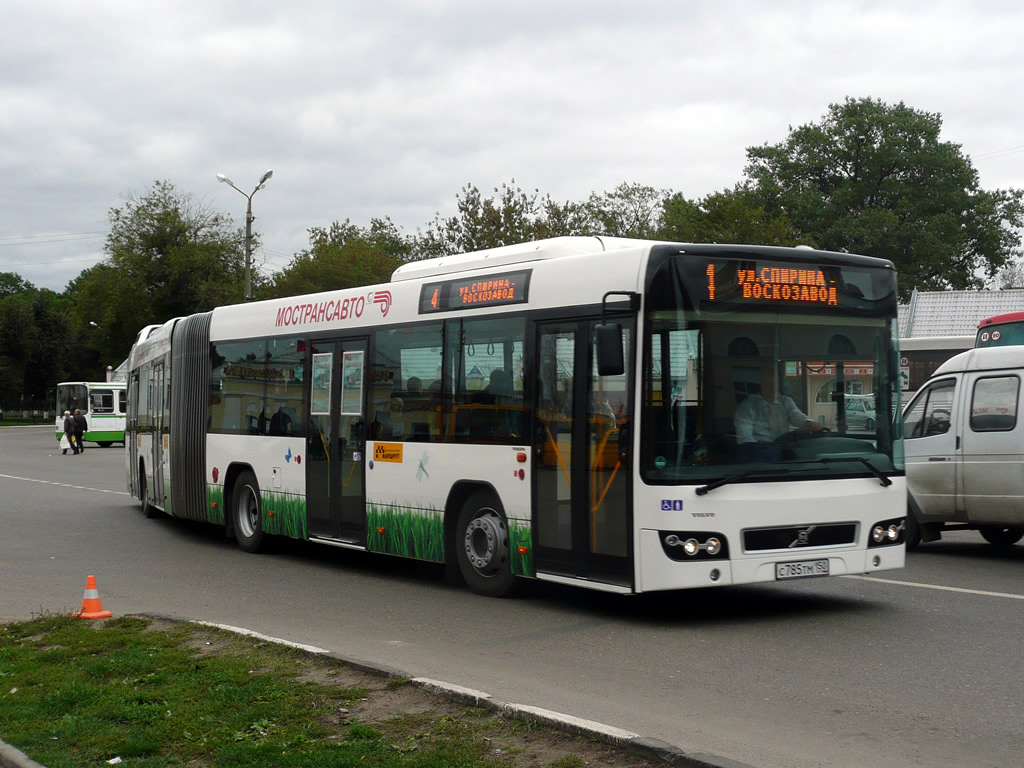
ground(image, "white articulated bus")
xmin=125 ymin=237 xmax=906 ymax=596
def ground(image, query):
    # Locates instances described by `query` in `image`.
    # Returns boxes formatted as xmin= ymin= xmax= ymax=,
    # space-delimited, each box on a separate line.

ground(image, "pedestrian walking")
xmin=62 ymin=410 xmax=78 ymax=455
xmin=73 ymin=408 xmax=88 ymax=453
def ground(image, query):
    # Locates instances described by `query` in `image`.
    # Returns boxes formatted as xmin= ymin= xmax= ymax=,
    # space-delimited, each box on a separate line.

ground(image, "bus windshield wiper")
xmin=781 ymin=456 xmax=892 ymax=487
xmin=695 ymin=468 xmax=789 ymax=496
xmin=816 ymin=456 xmax=892 ymax=487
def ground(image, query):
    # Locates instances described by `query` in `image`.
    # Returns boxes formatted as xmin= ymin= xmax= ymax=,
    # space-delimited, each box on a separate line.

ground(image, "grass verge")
xmin=0 ymin=615 xmax=660 ymax=768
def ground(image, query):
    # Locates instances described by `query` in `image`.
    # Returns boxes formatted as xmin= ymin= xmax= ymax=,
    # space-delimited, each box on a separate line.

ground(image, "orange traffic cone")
xmin=72 ymin=575 xmax=112 ymax=620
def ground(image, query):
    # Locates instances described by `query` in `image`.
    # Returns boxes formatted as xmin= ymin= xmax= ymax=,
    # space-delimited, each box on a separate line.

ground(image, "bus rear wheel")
xmin=455 ymin=492 xmax=516 ymax=597
xmin=233 ymin=470 xmax=266 ymax=553
xmin=139 ymin=468 xmax=159 ymax=519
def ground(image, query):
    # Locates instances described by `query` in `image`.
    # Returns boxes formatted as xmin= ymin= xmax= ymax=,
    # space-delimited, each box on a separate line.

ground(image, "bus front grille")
xmin=743 ymin=523 xmax=857 ymax=552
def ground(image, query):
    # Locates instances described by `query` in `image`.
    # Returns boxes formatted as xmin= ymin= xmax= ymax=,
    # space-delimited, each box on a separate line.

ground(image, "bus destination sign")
xmin=419 ymin=269 xmax=531 ymax=314
xmin=706 ymin=262 xmax=839 ymax=307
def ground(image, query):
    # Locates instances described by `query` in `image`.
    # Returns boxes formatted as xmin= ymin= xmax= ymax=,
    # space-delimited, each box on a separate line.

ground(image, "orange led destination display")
xmin=420 ymin=269 xmax=531 ymax=313
xmin=707 ymin=262 xmax=839 ymax=307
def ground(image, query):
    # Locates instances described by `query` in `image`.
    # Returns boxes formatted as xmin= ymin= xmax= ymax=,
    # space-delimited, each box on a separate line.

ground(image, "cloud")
xmin=1 ymin=0 xmax=1022 ymax=291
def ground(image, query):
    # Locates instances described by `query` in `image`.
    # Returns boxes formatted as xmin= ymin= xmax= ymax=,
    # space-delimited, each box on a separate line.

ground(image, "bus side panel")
xmin=364 ymin=442 xmax=533 ymax=574
xmin=207 ymin=433 xmax=308 ymax=536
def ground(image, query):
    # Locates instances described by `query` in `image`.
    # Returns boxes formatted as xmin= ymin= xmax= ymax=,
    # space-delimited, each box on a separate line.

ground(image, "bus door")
xmin=532 ymin=319 xmax=634 ymax=587
xmin=128 ymin=373 xmax=140 ymax=495
xmin=306 ymin=338 xmax=368 ymax=544
xmin=148 ymin=364 xmax=166 ymax=507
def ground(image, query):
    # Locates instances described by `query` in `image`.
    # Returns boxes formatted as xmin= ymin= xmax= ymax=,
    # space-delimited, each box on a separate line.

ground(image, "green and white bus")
xmin=55 ymin=381 xmax=127 ymax=447
xmin=126 ymin=237 xmax=906 ymax=596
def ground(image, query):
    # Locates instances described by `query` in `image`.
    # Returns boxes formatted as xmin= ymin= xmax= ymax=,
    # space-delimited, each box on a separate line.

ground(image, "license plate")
xmin=775 ymin=559 xmax=829 ymax=580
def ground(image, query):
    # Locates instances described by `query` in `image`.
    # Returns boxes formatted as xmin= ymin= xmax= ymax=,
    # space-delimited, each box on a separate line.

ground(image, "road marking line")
xmin=844 ymin=574 xmax=1024 ymax=601
xmin=0 ymin=473 xmax=130 ymax=496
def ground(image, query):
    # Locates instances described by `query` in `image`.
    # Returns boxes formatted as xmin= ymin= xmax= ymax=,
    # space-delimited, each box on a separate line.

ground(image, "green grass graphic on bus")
xmin=365 ymin=505 xmax=533 ymax=576
xmin=206 ymin=485 xmax=305 ymax=537
xmin=366 ymin=504 xmax=445 ymax=562
xmin=206 ymin=486 xmax=225 ymax=526
xmin=261 ymin=492 xmax=307 ymax=538
xmin=204 ymin=487 xmax=533 ymax=576
xmin=508 ymin=519 xmax=532 ymax=576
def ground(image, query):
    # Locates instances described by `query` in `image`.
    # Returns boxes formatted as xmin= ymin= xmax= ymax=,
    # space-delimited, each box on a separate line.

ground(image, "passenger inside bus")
xmin=269 ymin=406 xmax=295 ymax=436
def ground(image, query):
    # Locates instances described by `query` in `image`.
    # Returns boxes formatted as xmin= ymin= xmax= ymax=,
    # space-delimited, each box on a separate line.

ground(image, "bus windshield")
xmin=56 ymin=384 xmax=88 ymax=415
xmin=976 ymin=312 xmax=1024 ymax=347
xmin=641 ymin=248 xmax=902 ymax=484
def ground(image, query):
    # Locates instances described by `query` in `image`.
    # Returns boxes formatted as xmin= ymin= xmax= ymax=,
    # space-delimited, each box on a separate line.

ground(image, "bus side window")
xmin=446 ymin=317 xmax=525 ymax=444
xmin=372 ymin=322 xmax=444 ymax=443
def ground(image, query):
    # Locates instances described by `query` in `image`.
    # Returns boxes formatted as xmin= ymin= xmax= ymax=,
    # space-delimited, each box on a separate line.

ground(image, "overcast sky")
xmin=2 ymin=0 xmax=1022 ymax=293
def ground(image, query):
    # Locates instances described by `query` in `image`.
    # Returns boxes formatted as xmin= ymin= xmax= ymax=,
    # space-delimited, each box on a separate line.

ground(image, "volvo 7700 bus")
xmin=126 ymin=237 xmax=905 ymax=596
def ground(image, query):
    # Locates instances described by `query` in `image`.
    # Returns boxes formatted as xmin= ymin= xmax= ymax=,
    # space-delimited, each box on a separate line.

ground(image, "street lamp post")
xmin=217 ymin=169 xmax=273 ymax=302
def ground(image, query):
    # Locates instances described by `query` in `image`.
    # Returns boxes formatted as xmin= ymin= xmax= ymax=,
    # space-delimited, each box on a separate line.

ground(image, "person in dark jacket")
xmin=73 ymin=408 xmax=88 ymax=453
xmin=62 ymin=410 xmax=78 ymax=455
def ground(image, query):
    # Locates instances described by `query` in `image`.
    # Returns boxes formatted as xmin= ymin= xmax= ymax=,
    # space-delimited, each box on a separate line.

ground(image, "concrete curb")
xmin=1 ymin=617 xmax=752 ymax=768
xmin=0 ymin=740 xmax=47 ymax=768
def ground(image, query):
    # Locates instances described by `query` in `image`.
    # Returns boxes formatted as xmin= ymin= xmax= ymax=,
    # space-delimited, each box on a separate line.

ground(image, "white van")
xmin=903 ymin=346 xmax=1024 ymax=549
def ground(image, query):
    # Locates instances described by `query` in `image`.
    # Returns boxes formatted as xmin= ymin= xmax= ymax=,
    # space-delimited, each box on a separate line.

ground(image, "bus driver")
xmin=734 ymin=363 xmax=821 ymax=461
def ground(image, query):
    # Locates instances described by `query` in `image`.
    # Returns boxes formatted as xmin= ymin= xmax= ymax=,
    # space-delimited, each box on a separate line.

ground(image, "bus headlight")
xmin=868 ymin=518 xmax=905 ymax=547
xmin=660 ymin=532 xmax=729 ymax=561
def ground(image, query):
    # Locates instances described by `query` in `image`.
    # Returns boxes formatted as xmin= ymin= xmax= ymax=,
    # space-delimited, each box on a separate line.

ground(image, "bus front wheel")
xmin=455 ymin=492 xmax=516 ymax=597
xmin=233 ymin=470 xmax=266 ymax=553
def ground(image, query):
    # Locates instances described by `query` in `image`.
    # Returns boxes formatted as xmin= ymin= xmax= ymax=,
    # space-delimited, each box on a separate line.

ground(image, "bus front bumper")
xmin=636 ymin=528 xmax=905 ymax=592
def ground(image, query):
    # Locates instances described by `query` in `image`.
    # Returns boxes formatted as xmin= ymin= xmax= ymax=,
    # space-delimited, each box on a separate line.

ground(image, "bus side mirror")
xmin=596 ymin=323 xmax=625 ymax=376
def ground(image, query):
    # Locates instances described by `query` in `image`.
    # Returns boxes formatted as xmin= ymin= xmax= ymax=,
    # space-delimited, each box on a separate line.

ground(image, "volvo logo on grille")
xmin=789 ymin=525 xmax=817 ymax=548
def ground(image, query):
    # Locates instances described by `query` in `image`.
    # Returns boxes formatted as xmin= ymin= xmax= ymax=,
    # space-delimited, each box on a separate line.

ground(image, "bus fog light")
xmin=683 ymin=538 xmax=700 ymax=556
xmin=705 ymin=537 xmax=722 ymax=556
xmin=872 ymin=525 xmax=886 ymax=543
xmin=872 ymin=555 xmax=881 ymax=567
xmin=709 ymin=568 xmax=721 ymax=582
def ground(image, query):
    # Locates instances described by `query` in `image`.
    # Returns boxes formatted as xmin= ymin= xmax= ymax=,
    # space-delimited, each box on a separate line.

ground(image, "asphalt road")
xmin=2 ymin=426 xmax=1022 ymax=768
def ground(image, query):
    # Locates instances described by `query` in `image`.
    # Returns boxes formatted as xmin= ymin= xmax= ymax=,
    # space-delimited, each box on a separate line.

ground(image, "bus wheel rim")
xmin=238 ymin=488 xmax=258 ymax=537
xmin=464 ymin=510 xmax=508 ymax=575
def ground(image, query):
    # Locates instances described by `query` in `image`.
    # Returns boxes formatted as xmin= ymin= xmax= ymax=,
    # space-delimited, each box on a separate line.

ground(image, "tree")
xmin=264 ymin=218 xmax=410 ymax=299
xmin=0 ymin=285 xmax=69 ymax=408
xmin=416 ymin=181 xmax=582 ymax=257
xmin=0 ymin=272 xmax=34 ymax=300
xmin=586 ymin=182 xmax=669 ymax=239
xmin=72 ymin=180 xmax=250 ymax=360
xmin=744 ymin=97 xmax=1024 ymax=299
xmin=993 ymin=257 xmax=1024 ymax=289
xmin=0 ymin=293 xmax=34 ymax=403
xmin=64 ymin=264 xmax=140 ymax=375
xmin=660 ymin=184 xmax=802 ymax=245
